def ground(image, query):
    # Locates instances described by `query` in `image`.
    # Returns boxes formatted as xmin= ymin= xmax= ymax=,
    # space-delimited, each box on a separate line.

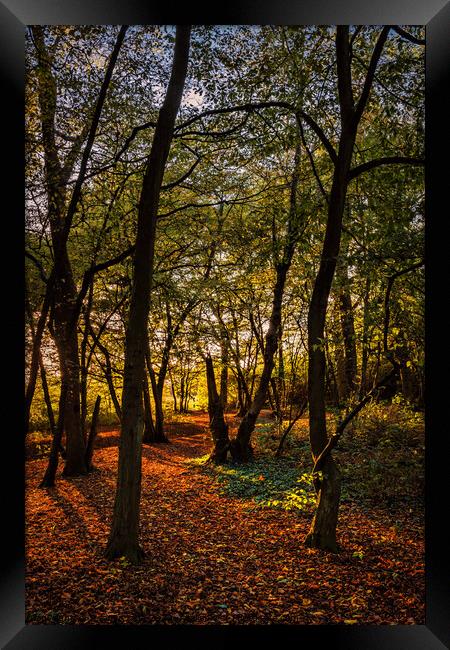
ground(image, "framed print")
xmin=3 ymin=0 xmax=449 ymax=647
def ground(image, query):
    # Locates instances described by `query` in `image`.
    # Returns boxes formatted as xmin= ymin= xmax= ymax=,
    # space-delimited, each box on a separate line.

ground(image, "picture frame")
xmin=4 ymin=0 xmax=449 ymax=647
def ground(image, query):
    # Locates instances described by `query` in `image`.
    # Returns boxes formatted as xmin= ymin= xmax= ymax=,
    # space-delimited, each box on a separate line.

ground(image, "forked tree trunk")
xmin=105 ymin=26 xmax=191 ymax=563
xmin=31 ymin=25 xmax=126 ymax=475
xmin=205 ymin=356 xmax=229 ymax=463
xmin=306 ymin=141 xmax=355 ymax=551
xmin=304 ymin=456 xmax=342 ymax=552
xmin=305 ymin=26 xmax=389 ymax=551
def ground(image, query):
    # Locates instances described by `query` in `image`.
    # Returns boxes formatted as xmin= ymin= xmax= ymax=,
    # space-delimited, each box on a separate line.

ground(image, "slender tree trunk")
xmin=80 ymin=283 xmax=94 ymax=440
xmin=270 ymin=376 xmax=282 ymax=420
xmin=358 ymin=276 xmax=371 ymax=400
xmin=169 ymin=366 xmax=178 ymax=412
xmin=277 ymin=329 xmax=286 ymax=411
xmin=40 ymin=382 xmax=68 ymax=488
xmin=219 ymin=337 xmax=228 ymax=409
xmin=336 ymin=230 xmax=358 ymax=398
xmin=85 ymin=395 xmax=101 ymax=471
xmin=39 ymin=355 xmax=55 ymax=437
xmin=325 ymin=332 xmax=340 ymax=406
xmin=142 ymin=374 xmax=156 ymax=443
xmin=205 ymin=356 xmax=229 ymax=463
xmin=275 ymin=400 xmax=306 ymax=457
xmin=105 ymin=26 xmax=191 ymax=563
xmin=25 ymin=290 xmax=52 ymax=435
xmin=52 ymin=264 xmax=88 ymax=476
xmin=236 ymin=375 xmax=246 ymax=417
xmin=230 ymin=264 xmax=291 ymax=461
xmin=147 ymin=353 xmax=169 ymax=442
xmin=90 ymin=332 xmax=122 ymax=422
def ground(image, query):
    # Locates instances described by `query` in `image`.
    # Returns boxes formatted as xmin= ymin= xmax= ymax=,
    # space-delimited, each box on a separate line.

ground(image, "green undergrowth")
xmin=189 ymin=400 xmax=424 ymax=513
xmin=188 ymin=451 xmax=317 ymax=514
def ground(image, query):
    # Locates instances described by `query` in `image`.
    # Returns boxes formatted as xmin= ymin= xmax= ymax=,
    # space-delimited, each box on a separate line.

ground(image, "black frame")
xmin=4 ymin=0 xmax=449 ymax=647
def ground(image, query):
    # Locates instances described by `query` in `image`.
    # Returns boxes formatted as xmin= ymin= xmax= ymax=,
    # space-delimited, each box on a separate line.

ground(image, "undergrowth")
xmin=188 ymin=450 xmax=317 ymax=515
xmin=189 ymin=400 xmax=424 ymax=514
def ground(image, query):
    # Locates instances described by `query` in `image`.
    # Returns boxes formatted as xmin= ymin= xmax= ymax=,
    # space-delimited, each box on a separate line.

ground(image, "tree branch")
xmin=25 ymin=250 xmax=48 ymax=284
xmin=161 ymin=153 xmax=201 ymax=191
xmin=348 ymin=156 xmax=425 ymax=180
xmin=173 ymin=101 xmax=337 ymax=165
xmin=392 ymin=26 xmax=425 ymax=46
xmin=354 ymin=27 xmax=390 ymax=124
xmin=62 ymin=25 xmax=128 ymax=243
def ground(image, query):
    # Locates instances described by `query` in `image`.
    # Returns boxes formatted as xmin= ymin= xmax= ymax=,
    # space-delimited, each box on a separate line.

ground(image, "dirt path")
xmin=25 ymin=412 xmax=424 ymax=625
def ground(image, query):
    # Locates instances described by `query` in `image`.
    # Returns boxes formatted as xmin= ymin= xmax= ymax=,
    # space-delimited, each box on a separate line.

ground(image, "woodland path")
xmin=25 ymin=412 xmax=424 ymax=625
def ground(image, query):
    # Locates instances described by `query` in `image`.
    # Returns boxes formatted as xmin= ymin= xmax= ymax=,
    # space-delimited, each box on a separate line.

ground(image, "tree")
xmin=105 ymin=26 xmax=191 ymax=563
xmin=27 ymin=25 xmax=128 ymax=476
xmin=205 ymin=354 xmax=230 ymax=463
xmin=230 ymin=142 xmax=304 ymax=461
xmin=304 ymin=26 xmax=424 ymax=551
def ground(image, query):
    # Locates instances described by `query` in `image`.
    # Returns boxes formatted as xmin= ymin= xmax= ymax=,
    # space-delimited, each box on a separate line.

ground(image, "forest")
xmin=25 ymin=24 xmax=425 ymax=625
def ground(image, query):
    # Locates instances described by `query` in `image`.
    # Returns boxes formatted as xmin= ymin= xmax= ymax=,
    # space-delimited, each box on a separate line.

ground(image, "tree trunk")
xmin=325 ymin=333 xmax=340 ymax=407
xmin=146 ymin=355 xmax=169 ymax=442
xmin=25 ymin=290 xmax=52 ymax=435
xmin=358 ymin=276 xmax=371 ymax=400
xmin=305 ymin=25 xmax=389 ymax=551
xmin=336 ymin=231 xmax=358 ymax=398
xmin=169 ymin=366 xmax=178 ymax=412
xmin=40 ymin=382 xmax=68 ymax=488
xmin=235 ymin=374 xmax=249 ymax=417
xmin=52 ymin=267 xmax=88 ymax=477
xmin=219 ymin=337 xmax=228 ymax=409
xmin=306 ymin=28 xmax=356 ymax=550
xmin=91 ymin=333 xmax=122 ymax=422
xmin=304 ymin=456 xmax=342 ymax=552
xmin=205 ymin=356 xmax=229 ymax=463
xmin=230 ymin=264 xmax=290 ymax=462
xmin=105 ymin=26 xmax=191 ymax=563
xmin=85 ymin=395 xmax=101 ymax=472
xmin=142 ymin=374 xmax=156 ymax=443
xmin=80 ymin=283 xmax=94 ymax=440
xmin=306 ymin=141 xmax=354 ymax=549
xmin=31 ymin=26 xmax=126 ymax=475
xmin=269 ymin=377 xmax=282 ymax=420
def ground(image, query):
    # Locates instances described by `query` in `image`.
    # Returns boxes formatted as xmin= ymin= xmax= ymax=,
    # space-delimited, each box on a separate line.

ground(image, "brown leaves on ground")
xmin=25 ymin=412 xmax=424 ymax=625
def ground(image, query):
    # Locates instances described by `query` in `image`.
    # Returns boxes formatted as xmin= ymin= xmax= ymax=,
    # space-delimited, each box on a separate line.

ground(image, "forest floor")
xmin=25 ymin=410 xmax=424 ymax=625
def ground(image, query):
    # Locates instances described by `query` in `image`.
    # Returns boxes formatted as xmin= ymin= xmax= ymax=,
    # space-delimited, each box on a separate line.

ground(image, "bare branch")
xmin=354 ymin=27 xmax=390 ymax=124
xmin=392 ymin=26 xmax=425 ymax=46
xmin=349 ymin=156 xmax=425 ymax=180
